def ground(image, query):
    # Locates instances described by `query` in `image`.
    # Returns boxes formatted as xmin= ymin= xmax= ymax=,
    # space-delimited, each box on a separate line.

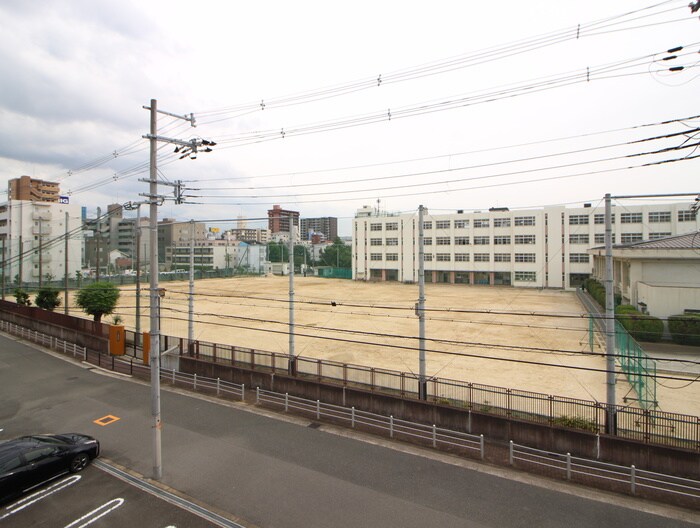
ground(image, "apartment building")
xmin=0 ymin=200 xmax=83 ymax=284
xmin=352 ymin=202 xmax=699 ymax=289
xmin=301 ymin=216 xmax=338 ymax=242
xmin=268 ymin=205 xmax=300 ymax=238
xmin=8 ymin=176 xmax=60 ymax=203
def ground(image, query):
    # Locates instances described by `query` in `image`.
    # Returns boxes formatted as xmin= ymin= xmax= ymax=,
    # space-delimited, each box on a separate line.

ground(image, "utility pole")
xmin=147 ymin=99 xmax=162 ymax=481
xmin=1 ymin=238 xmax=5 ymax=301
xmin=64 ymin=212 xmax=69 ymax=314
xmin=603 ymin=194 xmax=616 ymax=434
xmin=417 ymin=205 xmax=427 ymax=400
xmin=141 ymin=99 xmax=208 ymax=481
xmin=188 ymin=219 xmax=195 ymax=346
xmin=38 ymin=218 xmax=43 ymax=288
xmin=135 ymin=204 xmax=142 ymax=347
xmin=288 ymin=216 xmax=295 ymax=375
xmin=95 ymin=207 xmax=101 ymax=282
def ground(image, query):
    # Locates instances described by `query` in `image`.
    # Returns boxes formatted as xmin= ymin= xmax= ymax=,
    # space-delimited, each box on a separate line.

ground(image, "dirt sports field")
xmin=108 ymin=275 xmax=698 ymax=416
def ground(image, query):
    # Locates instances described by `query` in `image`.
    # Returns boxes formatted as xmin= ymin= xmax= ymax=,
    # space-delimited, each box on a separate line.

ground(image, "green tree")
xmin=320 ymin=238 xmax=351 ymax=268
xmin=13 ymin=288 xmax=31 ymax=306
xmin=35 ymin=287 xmax=61 ymax=311
xmin=75 ymin=282 xmax=120 ymax=323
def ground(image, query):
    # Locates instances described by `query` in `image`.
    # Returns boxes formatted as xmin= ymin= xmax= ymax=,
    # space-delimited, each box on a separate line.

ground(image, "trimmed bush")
xmin=668 ymin=314 xmax=700 ymax=346
xmin=615 ymin=305 xmax=664 ymax=342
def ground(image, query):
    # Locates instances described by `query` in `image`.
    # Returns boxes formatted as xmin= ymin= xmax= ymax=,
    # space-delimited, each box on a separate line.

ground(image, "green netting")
xmin=615 ymin=320 xmax=657 ymax=409
xmin=317 ymin=267 xmax=352 ymax=279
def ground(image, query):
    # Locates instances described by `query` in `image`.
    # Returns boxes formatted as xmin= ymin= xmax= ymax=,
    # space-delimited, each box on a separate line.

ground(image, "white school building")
xmin=352 ymin=202 xmax=699 ymax=290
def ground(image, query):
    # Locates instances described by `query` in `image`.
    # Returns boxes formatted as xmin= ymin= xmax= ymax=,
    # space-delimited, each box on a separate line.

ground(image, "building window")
xmin=474 ymin=253 xmax=490 ymax=262
xmin=454 ymin=236 xmax=470 ymax=245
xmin=494 ymin=235 xmax=511 ymax=245
xmin=423 ymin=237 xmax=433 ymax=245
xmin=455 ymin=253 xmax=470 ymax=262
xmin=569 ymin=253 xmax=590 ymax=263
xmin=494 ymin=253 xmax=511 ymax=262
xmin=678 ymin=210 xmax=694 ymax=222
xmin=514 ymin=216 xmax=535 ymax=226
xmin=370 ymin=238 xmax=383 ymax=246
xmin=473 ymin=219 xmax=490 ymax=228
xmin=649 ymin=232 xmax=671 ymax=240
xmin=515 ymin=253 xmax=536 ymax=263
xmin=514 ymin=271 xmax=537 ymax=282
xmin=569 ymin=215 xmax=589 ymax=225
xmin=436 ymin=237 xmax=451 ymax=245
xmin=494 ymin=217 xmax=511 ymax=228
xmin=386 ymin=253 xmax=398 ymax=261
xmin=593 ymin=213 xmax=616 ymax=224
xmin=648 ymin=211 xmax=671 ymax=223
xmin=514 ymin=235 xmax=536 ymax=244
xmin=569 ymin=234 xmax=589 ymax=244
xmin=454 ymin=219 xmax=469 ymax=228
xmin=424 ymin=253 xmax=433 ymax=261
xmin=436 ymin=220 xmax=451 ymax=229
xmin=370 ymin=253 xmax=382 ymax=261
xmin=473 ymin=236 xmax=490 ymax=245
xmin=436 ymin=253 xmax=451 ymax=262
xmin=370 ymin=223 xmax=383 ymax=231
xmin=620 ymin=212 xmax=642 ymax=224
xmin=386 ymin=222 xmax=398 ymax=231
xmin=621 ymin=233 xmax=643 ymax=243
xmin=594 ymin=233 xmax=615 ymax=244
xmin=386 ymin=238 xmax=399 ymax=246
xmin=423 ymin=221 xmax=433 ymax=230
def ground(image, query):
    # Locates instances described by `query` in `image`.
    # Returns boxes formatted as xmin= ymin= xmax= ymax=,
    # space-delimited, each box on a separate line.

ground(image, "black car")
xmin=0 ymin=433 xmax=100 ymax=503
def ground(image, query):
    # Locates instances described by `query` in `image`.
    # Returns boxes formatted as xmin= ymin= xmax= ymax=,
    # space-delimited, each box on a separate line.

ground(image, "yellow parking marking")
xmin=93 ymin=415 xmax=120 ymax=426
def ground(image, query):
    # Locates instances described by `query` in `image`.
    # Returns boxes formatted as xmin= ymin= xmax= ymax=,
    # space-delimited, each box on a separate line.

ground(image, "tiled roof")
xmin=616 ymin=231 xmax=700 ymax=250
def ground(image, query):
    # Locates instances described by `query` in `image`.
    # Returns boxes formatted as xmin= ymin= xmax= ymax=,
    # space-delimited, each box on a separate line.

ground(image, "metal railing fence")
xmin=255 ymin=387 xmax=484 ymax=458
xmin=616 ymin=320 xmax=657 ymax=409
xmin=144 ymin=328 xmax=700 ymax=452
xmin=510 ymin=441 xmax=700 ymax=505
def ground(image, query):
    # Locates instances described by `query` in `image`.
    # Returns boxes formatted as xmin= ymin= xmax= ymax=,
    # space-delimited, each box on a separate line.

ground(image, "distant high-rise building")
xmin=268 ymin=205 xmax=300 ymax=235
xmin=301 ymin=217 xmax=338 ymax=241
xmin=8 ymin=176 xmax=60 ymax=203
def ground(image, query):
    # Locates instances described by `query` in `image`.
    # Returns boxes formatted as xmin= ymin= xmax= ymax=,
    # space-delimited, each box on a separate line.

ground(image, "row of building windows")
xmin=369 ymin=253 xmax=590 ymax=264
xmin=369 ymin=210 xmax=693 ymax=232
xmin=572 ymin=211 xmax=692 ymax=225
xmin=371 ymin=232 xmax=664 ymax=247
xmin=369 ymin=235 xmax=538 ymax=246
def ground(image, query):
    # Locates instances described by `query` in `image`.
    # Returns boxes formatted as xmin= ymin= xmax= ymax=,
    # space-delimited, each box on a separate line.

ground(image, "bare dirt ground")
xmin=98 ymin=275 xmax=698 ymax=415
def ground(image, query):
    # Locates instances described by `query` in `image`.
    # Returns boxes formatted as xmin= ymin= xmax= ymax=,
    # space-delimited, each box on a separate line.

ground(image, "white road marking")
xmin=63 ymin=498 xmax=125 ymax=528
xmin=0 ymin=475 xmax=81 ymax=519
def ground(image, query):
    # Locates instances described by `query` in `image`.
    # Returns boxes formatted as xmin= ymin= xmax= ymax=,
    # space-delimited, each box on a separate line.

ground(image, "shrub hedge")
xmin=615 ymin=305 xmax=664 ymax=342
xmin=668 ymin=313 xmax=700 ymax=346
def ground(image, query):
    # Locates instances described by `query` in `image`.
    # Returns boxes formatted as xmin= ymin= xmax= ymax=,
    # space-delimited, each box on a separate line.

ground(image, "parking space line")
xmin=0 ymin=475 xmax=81 ymax=519
xmin=63 ymin=498 xmax=124 ymax=528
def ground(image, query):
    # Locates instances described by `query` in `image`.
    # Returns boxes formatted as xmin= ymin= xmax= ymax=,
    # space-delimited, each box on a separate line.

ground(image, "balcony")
xmin=32 ymin=226 xmax=52 ymax=236
xmin=32 ymin=253 xmax=52 ymax=264
xmin=32 ymin=211 xmax=52 ymax=221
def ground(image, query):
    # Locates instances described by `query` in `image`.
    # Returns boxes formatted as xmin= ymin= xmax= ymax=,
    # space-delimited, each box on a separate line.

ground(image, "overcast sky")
xmin=1 ymin=1 xmax=698 ymax=235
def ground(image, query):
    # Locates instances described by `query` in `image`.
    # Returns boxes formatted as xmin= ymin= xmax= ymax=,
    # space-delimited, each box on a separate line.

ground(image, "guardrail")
xmin=509 ymin=441 xmax=700 ymax=506
xmin=255 ymin=387 xmax=485 ymax=459
xmin=0 ymin=320 xmax=87 ymax=360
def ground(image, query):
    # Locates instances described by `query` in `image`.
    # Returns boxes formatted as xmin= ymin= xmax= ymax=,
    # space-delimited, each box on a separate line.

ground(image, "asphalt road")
xmin=0 ymin=333 xmax=696 ymax=528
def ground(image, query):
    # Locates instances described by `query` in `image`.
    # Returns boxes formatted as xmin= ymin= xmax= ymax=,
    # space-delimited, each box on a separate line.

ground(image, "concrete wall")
xmin=638 ymin=282 xmax=700 ymax=319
